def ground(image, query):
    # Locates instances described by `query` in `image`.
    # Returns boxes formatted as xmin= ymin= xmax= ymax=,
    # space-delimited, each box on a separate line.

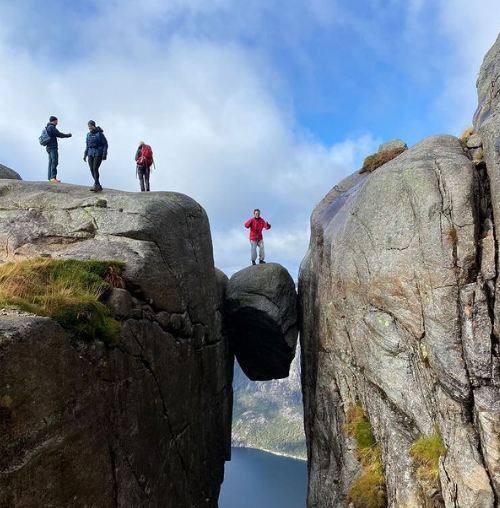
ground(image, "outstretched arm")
xmin=265 ymin=221 xmax=271 ymax=229
xmin=55 ymin=128 xmax=71 ymax=138
xmin=47 ymin=124 xmax=71 ymax=138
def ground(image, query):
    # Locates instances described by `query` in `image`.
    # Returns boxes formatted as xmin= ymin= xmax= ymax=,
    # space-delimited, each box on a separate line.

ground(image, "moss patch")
xmin=0 ymin=259 xmax=124 ymax=344
xmin=410 ymin=427 xmax=446 ymax=487
xmin=360 ymin=147 xmax=406 ymax=174
xmin=345 ymin=404 xmax=387 ymax=508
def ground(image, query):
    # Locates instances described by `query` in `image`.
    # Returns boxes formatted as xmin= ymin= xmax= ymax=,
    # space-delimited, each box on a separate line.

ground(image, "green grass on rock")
xmin=410 ymin=427 xmax=446 ymax=487
xmin=345 ymin=404 xmax=387 ymax=508
xmin=0 ymin=258 xmax=124 ymax=343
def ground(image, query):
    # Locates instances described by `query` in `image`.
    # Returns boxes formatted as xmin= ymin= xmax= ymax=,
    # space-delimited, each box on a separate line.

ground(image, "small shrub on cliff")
xmin=473 ymin=147 xmax=484 ymax=161
xmin=360 ymin=147 xmax=406 ymax=174
xmin=0 ymin=259 xmax=124 ymax=343
xmin=410 ymin=427 xmax=446 ymax=487
xmin=459 ymin=126 xmax=474 ymax=145
xmin=345 ymin=404 xmax=387 ymax=508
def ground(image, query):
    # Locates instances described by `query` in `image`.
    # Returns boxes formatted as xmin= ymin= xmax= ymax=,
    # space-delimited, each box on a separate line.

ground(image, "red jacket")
xmin=244 ymin=217 xmax=271 ymax=241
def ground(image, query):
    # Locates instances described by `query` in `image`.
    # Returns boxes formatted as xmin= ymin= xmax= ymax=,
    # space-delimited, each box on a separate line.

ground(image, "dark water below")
xmin=219 ymin=447 xmax=307 ymax=508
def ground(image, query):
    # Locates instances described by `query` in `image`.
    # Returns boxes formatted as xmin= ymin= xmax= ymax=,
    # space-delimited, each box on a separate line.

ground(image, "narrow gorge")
xmin=1 ymin=32 xmax=500 ymax=508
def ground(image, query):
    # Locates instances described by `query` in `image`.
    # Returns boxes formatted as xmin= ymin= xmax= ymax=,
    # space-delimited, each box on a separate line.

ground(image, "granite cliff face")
xmin=0 ymin=181 xmax=232 ymax=507
xmin=299 ymin=35 xmax=500 ymax=508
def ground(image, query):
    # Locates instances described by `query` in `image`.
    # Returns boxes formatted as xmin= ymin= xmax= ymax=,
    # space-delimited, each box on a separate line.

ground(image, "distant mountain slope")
xmin=231 ymin=346 xmax=306 ymax=460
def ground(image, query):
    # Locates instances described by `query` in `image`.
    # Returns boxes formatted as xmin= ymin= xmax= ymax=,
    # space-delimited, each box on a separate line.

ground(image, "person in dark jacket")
xmin=83 ymin=120 xmax=108 ymax=192
xmin=244 ymin=209 xmax=271 ymax=265
xmin=135 ymin=141 xmax=153 ymax=192
xmin=45 ymin=116 xmax=72 ymax=183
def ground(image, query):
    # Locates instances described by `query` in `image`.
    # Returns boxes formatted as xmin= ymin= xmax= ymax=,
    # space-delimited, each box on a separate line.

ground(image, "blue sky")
xmin=0 ymin=0 xmax=499 ymax=278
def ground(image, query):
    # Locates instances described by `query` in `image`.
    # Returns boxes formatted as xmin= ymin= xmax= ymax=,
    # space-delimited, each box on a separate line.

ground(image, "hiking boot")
xmin=89 ymin=186 xmax=97 ymax=192
xmin=259 ymin=260 xmax=266 ymax=264
xmin=95 ymin=184 xmax=103 ymax=192
xmin=49 ymin=178 xmax=61 ymax=183
xmin=252 ymin=261 xmax=256 ymax=266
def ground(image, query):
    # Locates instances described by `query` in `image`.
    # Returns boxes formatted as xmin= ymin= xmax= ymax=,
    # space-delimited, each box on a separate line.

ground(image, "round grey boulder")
xmin=225 ymin=263 xmax=298 ymax=381
xmin=378 ymin=139 xmax=407 ymax=152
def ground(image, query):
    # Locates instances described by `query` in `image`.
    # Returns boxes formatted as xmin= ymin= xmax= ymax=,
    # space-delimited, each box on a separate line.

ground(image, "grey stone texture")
xmin=378 ymin=139 xmax=408 ymax=152
xmin=0 ymin=163 xmax=21 ymax=180
xmin=226 ymin=263 xmax=298 ymax=381
xmin=299 ymin=134 xmax=498 ymax=507
xmin=0 ymin=181 xmax=233 ymax=507
xmin=467 ymin=133 xmax=483 ymax=149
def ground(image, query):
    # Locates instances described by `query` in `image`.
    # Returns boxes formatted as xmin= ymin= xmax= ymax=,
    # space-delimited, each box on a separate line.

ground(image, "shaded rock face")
xmin=0 ymin=181 xmax=232 ymax=507
xmin=299 ymin=134 xmax=499 ymax=507
xmin=0 ymin=163 xmax=21 ymax=180
xmin=225 ymin=263 xmax=298 ymax=381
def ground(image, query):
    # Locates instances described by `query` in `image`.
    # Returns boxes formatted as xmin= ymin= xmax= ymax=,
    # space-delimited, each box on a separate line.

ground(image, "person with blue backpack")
xmin=39 ymin=116 xmax=72 ymax=183
xmin=83 ymin=120 xmax=108 ymax=192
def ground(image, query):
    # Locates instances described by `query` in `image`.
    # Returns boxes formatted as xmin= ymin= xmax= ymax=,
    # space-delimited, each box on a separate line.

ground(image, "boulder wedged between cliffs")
xmin=225 ymin=262 xmax=298 ymax=381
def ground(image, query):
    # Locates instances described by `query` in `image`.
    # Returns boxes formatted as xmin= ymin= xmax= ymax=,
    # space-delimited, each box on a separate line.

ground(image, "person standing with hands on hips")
xmin=83 ymin=120 xmax=108 ymax=192
xmin=244 ymin=209 xmax=271 ymax=265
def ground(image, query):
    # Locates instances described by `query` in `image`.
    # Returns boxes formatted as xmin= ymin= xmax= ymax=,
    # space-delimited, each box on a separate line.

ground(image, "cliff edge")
xmin=0 ymin=181 xmax=233 ymax=507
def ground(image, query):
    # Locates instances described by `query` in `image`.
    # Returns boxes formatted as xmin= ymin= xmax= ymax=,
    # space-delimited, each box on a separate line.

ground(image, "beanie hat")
xmin=49 ymin=116 xmax=57 ymax=122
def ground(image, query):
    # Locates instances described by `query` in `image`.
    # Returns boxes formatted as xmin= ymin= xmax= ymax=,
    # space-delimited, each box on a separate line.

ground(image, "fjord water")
xmin=219 ymin=447 xmax=307 ymax=508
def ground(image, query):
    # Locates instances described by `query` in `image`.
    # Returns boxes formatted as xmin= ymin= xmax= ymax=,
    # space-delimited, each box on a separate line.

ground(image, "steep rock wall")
xmin=0 ymin=181 xmax=232 ymax=507
xmin=299 ymin=133 xmax=499 ymax=507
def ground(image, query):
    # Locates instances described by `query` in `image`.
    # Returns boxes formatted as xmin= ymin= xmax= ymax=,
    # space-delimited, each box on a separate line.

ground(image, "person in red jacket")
xmin=244 ymin=209 xmax=271 ymax=265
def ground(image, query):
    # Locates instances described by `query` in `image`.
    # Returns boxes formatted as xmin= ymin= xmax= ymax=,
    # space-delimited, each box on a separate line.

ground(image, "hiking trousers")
xmin=47 ymin=148 xmax=58 ymax=180
xmin=88 ymin=156 xmax=103 ymax=186
xmin=250 ymin=240 xmax=265 ymax=262
xmin=138 ymin=166 xmax=150 ymax=192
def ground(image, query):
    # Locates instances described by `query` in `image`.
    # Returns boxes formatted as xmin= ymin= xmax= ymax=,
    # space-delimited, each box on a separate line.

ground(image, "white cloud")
xmin=433 ymin=0 xmax=500 ymax=132
xmin=0 ymin=3 xmax=376 ymax=277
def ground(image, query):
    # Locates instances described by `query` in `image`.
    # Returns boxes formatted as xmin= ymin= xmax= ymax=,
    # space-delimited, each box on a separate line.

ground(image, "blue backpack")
xmin=39 ymin=127 xmax=51 ymax=146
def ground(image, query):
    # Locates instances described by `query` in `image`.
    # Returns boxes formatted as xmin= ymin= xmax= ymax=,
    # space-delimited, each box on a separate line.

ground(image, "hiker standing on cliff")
xmin=135 ymin=141 xmax=154 ymax=192
xmin=42 ymin=116 xmax=72 ymax=183
xmin=83 ymin=120 xmax=108 ymax=192
xmin=244 ymin=209 xmax=271 ymax=265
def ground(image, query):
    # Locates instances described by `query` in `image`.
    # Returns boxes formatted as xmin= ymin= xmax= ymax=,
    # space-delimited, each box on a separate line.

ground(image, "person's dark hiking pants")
xmin=138 ymin=166 xmax=150 ymax=192
xmin=88 ymin=156 xmax=103 ymax=187
xmin=47 ymin=148 xmax=58 ymax=180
